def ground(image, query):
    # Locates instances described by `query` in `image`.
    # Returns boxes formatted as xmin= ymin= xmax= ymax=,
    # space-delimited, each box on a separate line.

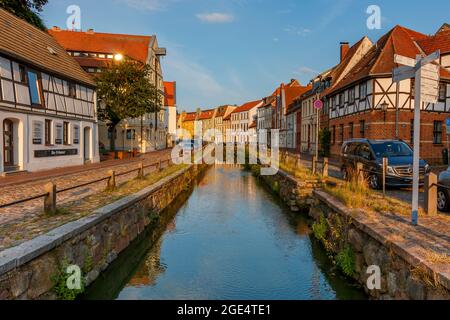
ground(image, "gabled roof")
xmin=164 ymin=81 xmax=176 ymax=107
xmin=232 ymin=100 xmax=263 ymax=114
xmin=198 ymin=109 xmax=215 ymax=120
xmin=330 ymin=25 xmax=450 ymax=95
xmin=49 ymin=28 xmax=153 ymax=64
xmin=285 ymin=84 xmax=312 ymax=113
xmin=0 ymin=9 xmax=95 ymax=87
xmin=417 ymin=29 xmax=450 ymax=55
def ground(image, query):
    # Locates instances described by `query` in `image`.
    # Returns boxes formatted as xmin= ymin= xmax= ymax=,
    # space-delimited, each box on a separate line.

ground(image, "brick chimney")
xmin=51 ymin=26 xmax=61 ymax=31
xmin=340 ymin=42 xmax=350 ymax=62
xmin=86 ymin=28 xmax=95 ymax=34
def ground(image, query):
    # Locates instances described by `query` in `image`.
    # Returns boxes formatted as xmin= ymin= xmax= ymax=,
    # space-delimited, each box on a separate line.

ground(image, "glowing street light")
xmin=114 ymin=53 xmax=124 ymax=61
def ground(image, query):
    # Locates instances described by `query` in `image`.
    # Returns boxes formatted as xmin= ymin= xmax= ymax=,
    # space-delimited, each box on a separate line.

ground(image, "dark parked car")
xmin=341 ymin=139 xmax=430 ymax=189
xmin=437 ymin=168 xmax=450 ymax=211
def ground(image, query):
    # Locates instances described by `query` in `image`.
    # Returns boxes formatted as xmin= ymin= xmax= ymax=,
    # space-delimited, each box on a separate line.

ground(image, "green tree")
xmin=319 ymin=127 xmax=331 ymax=157
xmin=96 ymin=59 xmax=161 ymax=154
xmin=0 ymin=0 xmax=48 ymax=30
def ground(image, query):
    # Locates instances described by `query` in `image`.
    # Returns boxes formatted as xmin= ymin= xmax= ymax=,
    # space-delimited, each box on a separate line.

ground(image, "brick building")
xmin=325 ymin=25 xmax=450 ymax=163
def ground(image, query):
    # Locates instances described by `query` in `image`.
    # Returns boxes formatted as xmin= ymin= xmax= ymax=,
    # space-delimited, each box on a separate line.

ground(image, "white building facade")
xmin=0 ymin=9 xmax=99 ymax=174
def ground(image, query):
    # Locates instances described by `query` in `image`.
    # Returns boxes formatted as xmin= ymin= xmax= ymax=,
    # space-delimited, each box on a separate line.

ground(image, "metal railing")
xmin=0 ymin=157 xmax=173 ymax=214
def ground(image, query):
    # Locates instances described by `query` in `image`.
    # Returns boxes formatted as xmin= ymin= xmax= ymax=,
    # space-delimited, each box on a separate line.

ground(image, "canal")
xmin=84 ymin=166 xmax=366 ymax=300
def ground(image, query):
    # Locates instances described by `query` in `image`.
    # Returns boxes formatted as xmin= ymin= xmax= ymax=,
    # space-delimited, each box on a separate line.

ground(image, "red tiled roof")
xmin=164 ymin=81 xmax=176 ymax=107
xmin=49 ymin=29 xmax=152 ymax=64
xmin=0 ymin=9 xmax=95 ymax=87
xmin=198 ymin=109 xmax=215 ymax=120
xmin=330 ymin=25 xmax=450 ymax=94
xmin=232 ymin=100 xmax=263 ymax=113
xmin=417 ymin=29 xmax=450 ymax=55
xmin=183 ymin=113 xmax=197 ymax=121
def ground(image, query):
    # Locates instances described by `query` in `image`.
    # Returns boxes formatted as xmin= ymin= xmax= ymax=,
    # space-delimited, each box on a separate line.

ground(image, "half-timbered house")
xmin=326 ymin=25 xmax=450 ymax=162
xmin=0 ymin=9 xmax=99 ymax=174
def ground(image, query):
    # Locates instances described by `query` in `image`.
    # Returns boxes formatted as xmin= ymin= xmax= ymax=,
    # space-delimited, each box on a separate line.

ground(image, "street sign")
xmin=394 ymin=54 xmax=415 ymax=68
xmin=393 ymin=65 xmax=415 ymax=83
xmin=313 ymin=100 xmax=323 ymax=109
xmin=393 ymin=50 xmax=441 ymax=226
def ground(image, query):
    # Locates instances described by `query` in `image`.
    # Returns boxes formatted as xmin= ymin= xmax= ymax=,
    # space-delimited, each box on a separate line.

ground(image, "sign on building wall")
xmin=32 ymin=121 xmax=43 ymax=145
xmin=34 ymin=149 xmax=78 ymax=158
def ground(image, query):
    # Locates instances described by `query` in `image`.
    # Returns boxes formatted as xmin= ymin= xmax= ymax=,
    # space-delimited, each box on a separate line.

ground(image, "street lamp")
xmin=114 ymin=53 xmax=124 ymax=61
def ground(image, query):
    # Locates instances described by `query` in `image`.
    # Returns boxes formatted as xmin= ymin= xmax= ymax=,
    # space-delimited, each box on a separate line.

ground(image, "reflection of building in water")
xmin=127 ymin=238 xmax=166 ymax=287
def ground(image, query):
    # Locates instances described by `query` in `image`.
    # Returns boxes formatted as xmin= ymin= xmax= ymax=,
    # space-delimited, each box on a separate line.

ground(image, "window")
xmin=331 ymin=96 xmax=336 ymax=110
xmin=32 ymin=121 xmax=43 ymax=145
xmin=63 ymin=122 xmax=70 ymax=145
xmin=360 ymin=120 xmax=365 ymax=138
xmin=410 ymin=120 xmax=414 ymax=145
xmin=126 ymin=129 xmax=135 ymax=140
xmin=339 ymin=93 xmax=345 ymax=107
xmin=331 ymin=126 xmax=336 ymax=144
xmin=433 ymin=121 xmax=443 ymax=144
xmin=27 ymin=70 xmax=43 ymax=106
xmin=73 ymin=125 xmax=80 ymax=144
xmin=439 ymin=83 xmax=447 ymax=102
xmin=349 ymin=88 xmax=355 ymax=104
xmin=411 ymin=79 xmax=415 ymax=97
xmin=55 ymin=123 xmax=63 ymax=144
xmin=19 ymin=65 xmax=27 ymax=83
xmin=68 ymin=82 xmax=77 ymax=98
xmin=359 ymin=82 xmax=367 ymax=99
xmin=349 ymin=122 xmax=354 ymax=139
xmin=339 ymin=124 xmax=344 ymax=144
xmin=45 ymin=119 xmax=52 ymax=145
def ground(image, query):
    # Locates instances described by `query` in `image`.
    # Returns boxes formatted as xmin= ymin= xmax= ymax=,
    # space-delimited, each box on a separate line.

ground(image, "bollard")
xmin=44 ymin=182 xmax=57 ymax=214
xmin=382 ymin=157 xmax=388 ymax=196
xmin=158 ymin=159 xmax=162 ymax=171
xmin=424 ymin=172 xmax=438 ymax=215
xmin=312 ymin=156 xmax=317 ymax=175
xmin=107 ymin=170 xmax=116 ymax=191
xmin=356 ymin=162 xmax=364 ymax=186
xmin=323 ymin=157 xmax=329 ymax=177
xmin=138 ymin=161 xmax=144 ymax=179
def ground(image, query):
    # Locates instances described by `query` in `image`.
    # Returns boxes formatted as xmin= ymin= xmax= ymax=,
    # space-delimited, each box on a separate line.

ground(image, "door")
xmin=3 ymin=119 xmax=14 ymax=167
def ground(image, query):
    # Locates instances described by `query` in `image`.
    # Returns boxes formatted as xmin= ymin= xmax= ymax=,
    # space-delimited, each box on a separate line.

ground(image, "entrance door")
xmin=84 ymin=127 xmax=91 ymax=163
xmin=3 ymin=119 xmax=14 ymax=167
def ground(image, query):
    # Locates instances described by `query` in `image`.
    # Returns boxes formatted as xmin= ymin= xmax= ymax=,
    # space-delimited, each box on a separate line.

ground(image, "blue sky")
xmin=42 ymin=0 xmax=450 ymax=112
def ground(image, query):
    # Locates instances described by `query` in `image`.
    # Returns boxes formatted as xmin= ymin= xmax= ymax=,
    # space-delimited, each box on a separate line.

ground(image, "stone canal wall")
xmin=257 ymin=168 xmax=450 ymax=300
xmin=309 ymin=191 xmax=450 ymax=300
xmin=0 ymin=164 xmax=205 ymax=300
xmin=258 ymin=169 xmax=322 ymax=212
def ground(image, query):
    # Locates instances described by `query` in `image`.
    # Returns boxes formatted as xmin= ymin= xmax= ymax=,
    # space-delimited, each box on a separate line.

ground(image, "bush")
xmin=319 ymin=128 xmax=331 ymax=157
xmin=312 ymin=214 xmax=328 ymax=241
xmin=336 ymin=246 xmax=356 ymax=277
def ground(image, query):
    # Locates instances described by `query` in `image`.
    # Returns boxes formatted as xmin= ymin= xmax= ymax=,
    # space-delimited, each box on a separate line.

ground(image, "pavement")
xmin=0 ymin=149 xmax=173 ymax=226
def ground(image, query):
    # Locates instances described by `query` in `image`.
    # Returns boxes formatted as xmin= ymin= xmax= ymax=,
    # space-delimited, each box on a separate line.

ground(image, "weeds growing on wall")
xmin=336 ymin=246 xmax=356 ymax=277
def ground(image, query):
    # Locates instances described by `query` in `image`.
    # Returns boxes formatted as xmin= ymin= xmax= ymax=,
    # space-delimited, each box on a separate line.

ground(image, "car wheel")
xmin=369 ymin=174 xmax=381 ymax=190
xmin=437 ymin=189 xmax=449 ymax=212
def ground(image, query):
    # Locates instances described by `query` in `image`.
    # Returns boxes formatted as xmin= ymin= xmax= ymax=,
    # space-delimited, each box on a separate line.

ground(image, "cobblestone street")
xmin=0 ymin=149 xmax=172 ymax=226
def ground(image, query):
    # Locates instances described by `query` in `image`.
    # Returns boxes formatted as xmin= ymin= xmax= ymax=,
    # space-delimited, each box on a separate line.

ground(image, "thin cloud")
xmin=284 ymin=26 xmax=311 ymax=36
xmin=196 ymin=13 xmax=235 ymax=23
xmin=118 ymin=0 xmax=177 ymax=11
xmin=294 ymin=66 xmax=319 ymax=77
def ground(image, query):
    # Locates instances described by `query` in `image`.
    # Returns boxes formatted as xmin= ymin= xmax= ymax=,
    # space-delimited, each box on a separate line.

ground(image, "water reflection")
xmin=84 ymin=166 xmax=366 ymax=300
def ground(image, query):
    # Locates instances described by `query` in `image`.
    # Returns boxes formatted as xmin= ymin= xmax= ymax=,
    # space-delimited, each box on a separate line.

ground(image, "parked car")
xmin=437 ymin=168 xmax=450 ymax=211
xmin=341 ymin=139 xmax=430 ymax=189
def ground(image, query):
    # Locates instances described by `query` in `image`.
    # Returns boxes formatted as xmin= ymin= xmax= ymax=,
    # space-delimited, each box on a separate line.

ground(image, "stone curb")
xmin=0 ymin=165 xmax=192 ymax=276
xmin=313 ymin=189 xmax=450 ymax=291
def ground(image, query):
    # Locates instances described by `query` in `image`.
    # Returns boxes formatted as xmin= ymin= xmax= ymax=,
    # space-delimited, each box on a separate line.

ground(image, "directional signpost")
xmin=393 ymin=50 xmax=441 ymax=226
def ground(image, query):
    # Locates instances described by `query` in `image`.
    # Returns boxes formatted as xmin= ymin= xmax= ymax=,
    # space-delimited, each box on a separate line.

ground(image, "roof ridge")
xmin=51 ymin=29 xmax=153 ymax=39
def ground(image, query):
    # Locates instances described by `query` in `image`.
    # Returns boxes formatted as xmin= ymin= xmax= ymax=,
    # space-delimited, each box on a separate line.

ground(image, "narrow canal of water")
xmin=84 ymin=167 xmax=366 ymax=300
